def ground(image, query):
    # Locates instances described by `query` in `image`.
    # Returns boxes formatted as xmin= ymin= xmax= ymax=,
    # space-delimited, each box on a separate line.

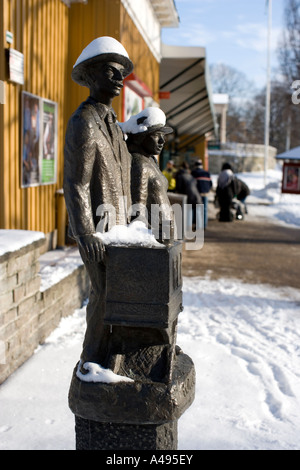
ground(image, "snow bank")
xmin=238 ymin=169 xmax=300 ymax=228
xmin=39 ymin=247 xmax=83 ymax=292
xmin=0 ymin=230 xmax=45 ymax=257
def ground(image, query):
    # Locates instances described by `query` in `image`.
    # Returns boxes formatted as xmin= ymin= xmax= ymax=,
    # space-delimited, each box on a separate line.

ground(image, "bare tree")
xmin=210 ymin=58 xmax=300 ymax=150
xmin=209 ymin=63 xmax=256 ymax=99
xmin=271 ymin=0 xmax=300 ymax=152
xmin=278 ymin=0 xmax=300 ymax=84
xmin=210 ymin=63 xmax=257 ymax=142
xmin=247 ymin=81 xmax=300 ymax=153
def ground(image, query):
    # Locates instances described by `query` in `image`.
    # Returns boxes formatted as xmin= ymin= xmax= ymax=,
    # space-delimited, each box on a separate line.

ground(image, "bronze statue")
xmin=65 ymin=48 xmax=196 ymax=449
xmin=63 ymin=37 xmax=134 ymax=369
xmin=119 ymin=107 xmax=174 ymax=243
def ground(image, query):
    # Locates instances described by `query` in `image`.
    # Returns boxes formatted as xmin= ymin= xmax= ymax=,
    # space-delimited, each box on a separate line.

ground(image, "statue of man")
xmin=119 ymin=107 xmax=174 ymax=243
xmin=63 ymin=37 xmax=134 ymax=370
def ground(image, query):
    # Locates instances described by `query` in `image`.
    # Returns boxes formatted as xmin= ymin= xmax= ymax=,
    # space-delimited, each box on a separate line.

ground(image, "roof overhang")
xmin=61 ymin=0 xmax=87 ymax=6
xmin=159 ymin=44 xmax=217 ymax=150
xmin=151 ymin=0 xmax=179 ymax=28
xmin=62 ymin=0 xmax=179 ymax=28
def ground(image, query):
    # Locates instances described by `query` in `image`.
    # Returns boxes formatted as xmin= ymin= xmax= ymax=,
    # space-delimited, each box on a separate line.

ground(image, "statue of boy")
xmin=64 ymin=37 xmax=134 ymax=369
xmin=119 ymin=107 xmax=174 ymax=243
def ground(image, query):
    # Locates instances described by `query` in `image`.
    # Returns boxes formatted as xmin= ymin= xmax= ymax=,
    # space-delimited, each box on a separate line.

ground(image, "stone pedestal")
xmin=75 ymin=418 xmax=178 ymax=451
xmin=69 ymin=351 xmax=195 ymax=450
xmin=68 ymin=242 xmax=195 ymax=450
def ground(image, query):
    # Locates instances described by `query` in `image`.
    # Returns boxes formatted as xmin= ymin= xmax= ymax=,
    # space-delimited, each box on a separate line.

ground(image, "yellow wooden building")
xmin=0 ymin=0 xmax=216 ymax=247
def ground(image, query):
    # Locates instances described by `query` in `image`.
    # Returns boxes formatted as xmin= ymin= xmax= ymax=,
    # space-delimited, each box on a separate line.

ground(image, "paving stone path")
xmin=182 ymin=203 xmax=300 ymax=290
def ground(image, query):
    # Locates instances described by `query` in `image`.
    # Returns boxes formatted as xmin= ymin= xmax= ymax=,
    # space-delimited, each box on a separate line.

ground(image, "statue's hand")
xmin=77 ymin=234 xmax=105 ymax=264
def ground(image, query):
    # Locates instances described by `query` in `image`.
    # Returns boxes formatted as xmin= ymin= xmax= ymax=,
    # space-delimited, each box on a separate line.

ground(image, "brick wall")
xmin=0 ymin=234 xmax=89 ymax=385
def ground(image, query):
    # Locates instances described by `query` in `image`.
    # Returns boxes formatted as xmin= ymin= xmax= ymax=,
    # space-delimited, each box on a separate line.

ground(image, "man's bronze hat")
xmin=72 ymin=36 xmax=134 ymax=87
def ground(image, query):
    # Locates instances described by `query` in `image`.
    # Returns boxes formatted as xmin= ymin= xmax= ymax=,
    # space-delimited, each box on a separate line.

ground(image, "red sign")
xmin=282 ymin=162 xmax=300 ymax=194
xmin=159 ymin=91 xmax=171 ymax=100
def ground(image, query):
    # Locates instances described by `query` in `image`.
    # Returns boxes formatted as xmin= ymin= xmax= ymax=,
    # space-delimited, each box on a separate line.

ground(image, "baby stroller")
xmin=232 ymin=199 xmax=245 ymax=220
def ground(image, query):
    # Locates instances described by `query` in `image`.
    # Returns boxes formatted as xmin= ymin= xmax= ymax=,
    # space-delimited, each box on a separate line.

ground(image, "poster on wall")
xmin=22 ymin=92 xmax=41 ymax=187
xmin=21 ymin=92 xmax=57 ymax=188
xmin=41 ymin=99 xmax=57 ymax=184
xmin=123 ymin=85 xmax=144 ymax=122
xmin=282 ymin=162 xmax=300 ymax=194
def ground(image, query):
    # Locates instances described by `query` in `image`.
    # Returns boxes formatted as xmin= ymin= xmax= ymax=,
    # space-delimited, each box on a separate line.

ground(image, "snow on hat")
xmin=72 ymin=36 xmax=134 ymax=86
xmin=118 ymin=107 xmax=173 ymax=136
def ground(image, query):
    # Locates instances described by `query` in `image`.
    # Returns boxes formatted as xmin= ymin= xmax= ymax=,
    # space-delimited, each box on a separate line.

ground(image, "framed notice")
xmin=21 ymin=92 xmax=57 ymax=188
xmin=281 ymin=162 xmax=300 ymax=194
xmin=7 ymin=48 xmax=24 ymax=85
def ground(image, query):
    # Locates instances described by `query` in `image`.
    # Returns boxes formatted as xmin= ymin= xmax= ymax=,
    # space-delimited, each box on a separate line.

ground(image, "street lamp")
xmin=264 ymin=0 xmax=272 ymax=187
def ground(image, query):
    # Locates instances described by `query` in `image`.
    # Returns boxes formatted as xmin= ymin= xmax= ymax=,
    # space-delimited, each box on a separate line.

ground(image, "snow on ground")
xmin=238 ymin=168 xmax=300 ymax=228
xmin=0 ymin=168 xmax=299 ymax=450
xmin=178 ymin=277 xmax=300 ymax=450
xmin=0 ymin=277 xmax=299 ymax=450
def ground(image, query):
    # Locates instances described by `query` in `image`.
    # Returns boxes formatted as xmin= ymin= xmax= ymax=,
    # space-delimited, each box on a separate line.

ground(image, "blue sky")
xmin=161 ymin=0 xmax=286 ymax=90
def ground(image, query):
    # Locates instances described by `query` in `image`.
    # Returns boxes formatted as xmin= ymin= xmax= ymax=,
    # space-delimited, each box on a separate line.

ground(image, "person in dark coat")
xmin=176 ymin=161 xmax=201 ymax=225
xmin=191 ymin=160 xmax=212 ymax=228
xmin=235 ymin=178 xmax=250 ymax=214
xmin=216 ymin=163 xmax=238 ymax=222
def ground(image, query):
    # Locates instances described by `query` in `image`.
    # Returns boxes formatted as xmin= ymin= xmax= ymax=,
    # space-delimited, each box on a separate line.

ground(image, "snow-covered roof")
xmin=213 ymin=93 xmax=229 ymax=105
xmin=276 ymin=146 xmax=300 ymax=161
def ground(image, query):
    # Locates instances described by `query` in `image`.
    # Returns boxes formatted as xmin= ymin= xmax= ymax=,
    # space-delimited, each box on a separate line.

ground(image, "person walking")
xmin=176 ymin=161 xmax=201 ymax=226
xmin=191 ymin=160 xmax=212 ymax=228
xmin=216 ymin=163 xmax=238 ymax=222
xmin=235 ymin=177 xmax=250 ymax=215
xmin=162 ymin=160 xmax=177 ymax=192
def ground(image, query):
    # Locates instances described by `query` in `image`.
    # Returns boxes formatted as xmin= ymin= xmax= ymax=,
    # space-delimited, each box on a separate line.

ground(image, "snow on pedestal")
xmin=94 ymin=220 xmax=163 ymax=248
